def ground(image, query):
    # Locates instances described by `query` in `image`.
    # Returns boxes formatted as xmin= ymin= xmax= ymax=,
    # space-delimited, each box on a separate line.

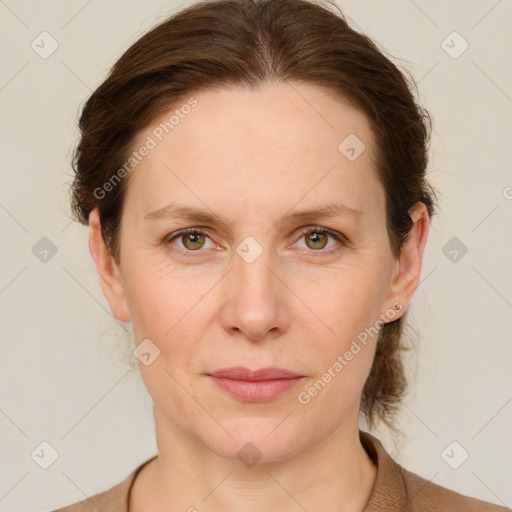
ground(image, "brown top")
xmin=53 ymin=430 xmax=510 ymax=512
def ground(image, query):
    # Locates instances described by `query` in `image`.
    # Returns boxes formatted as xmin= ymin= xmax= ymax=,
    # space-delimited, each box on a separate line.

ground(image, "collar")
xmin=359 ymin=429 xmax=410 ymax=511
xmin=77 ymin=430 xmax=409 ymax=511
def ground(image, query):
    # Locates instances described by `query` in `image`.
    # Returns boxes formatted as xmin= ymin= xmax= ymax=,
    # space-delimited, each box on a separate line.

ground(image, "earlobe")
xmin=384 ymin=201 xmax=430 ymax=319
xmin=88 ymin=208 xmax=131 ymax=323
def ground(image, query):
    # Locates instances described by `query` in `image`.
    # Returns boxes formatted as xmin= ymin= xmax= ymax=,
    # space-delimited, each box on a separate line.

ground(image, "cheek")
xmin=122 ymin=254 xmax=206 ymax=336
xmin=297 ymin=276 xmax=382 ymax=406
xmin=296 ymin=263 xmax=386 ymax=339
xmin=126 ymin=271 xmax=202 ymax=409
xmin=293 ymin=263 xmax=387 ymax=392
xmin=123 ymin=260 xmax=217 ymax=389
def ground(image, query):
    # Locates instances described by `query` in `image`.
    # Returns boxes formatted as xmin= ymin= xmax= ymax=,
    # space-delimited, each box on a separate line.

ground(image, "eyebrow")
xmin=144 ymin=202 xmax=362 ymax=228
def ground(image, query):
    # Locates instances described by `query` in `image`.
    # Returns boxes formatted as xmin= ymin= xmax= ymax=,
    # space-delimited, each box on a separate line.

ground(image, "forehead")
xmin=125 ymin=82 xmax=382 ymax=221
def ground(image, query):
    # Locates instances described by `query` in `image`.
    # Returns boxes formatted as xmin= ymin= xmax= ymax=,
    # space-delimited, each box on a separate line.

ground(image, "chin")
xmin=195 ymin=415 xmax=312 ymax=464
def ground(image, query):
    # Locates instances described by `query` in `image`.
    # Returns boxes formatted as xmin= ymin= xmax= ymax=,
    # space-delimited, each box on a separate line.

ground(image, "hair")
xmin=69 ymin=0 xmax=438 ymax=430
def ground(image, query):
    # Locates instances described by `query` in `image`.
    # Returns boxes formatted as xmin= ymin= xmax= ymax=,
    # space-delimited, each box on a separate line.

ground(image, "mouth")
xmin=206 ymin=366 xmax=306 ymax=402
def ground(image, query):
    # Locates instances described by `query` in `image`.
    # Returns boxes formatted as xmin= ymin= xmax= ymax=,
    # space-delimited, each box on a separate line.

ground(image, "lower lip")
xmin=207 ymin=376 xmax=304 ymax=402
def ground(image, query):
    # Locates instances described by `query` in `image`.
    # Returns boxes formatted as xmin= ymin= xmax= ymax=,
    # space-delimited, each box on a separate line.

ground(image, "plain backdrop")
xmin=1 ymin=0 xmax=511 ymax=510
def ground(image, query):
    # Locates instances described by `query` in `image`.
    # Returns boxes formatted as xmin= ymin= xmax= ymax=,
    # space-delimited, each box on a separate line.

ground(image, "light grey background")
xmin=1 ymin=0 xmax=511 ymax=510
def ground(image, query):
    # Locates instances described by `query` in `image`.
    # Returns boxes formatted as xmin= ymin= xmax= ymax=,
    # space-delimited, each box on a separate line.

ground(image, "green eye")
xmin=180 ymin=232 xmax=207 ymax=251
xmin=295 ymin=226 xmax=346 ymax=255
xmin=165 ymin=226 xmax=346 ymax=259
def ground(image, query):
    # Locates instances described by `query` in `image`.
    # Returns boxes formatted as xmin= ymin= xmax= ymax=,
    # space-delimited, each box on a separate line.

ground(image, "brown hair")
xmin=69 ymin=0 xmax=438 ymax=430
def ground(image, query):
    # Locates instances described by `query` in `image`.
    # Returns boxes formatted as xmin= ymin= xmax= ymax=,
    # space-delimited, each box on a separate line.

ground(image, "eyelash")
xmin=164 ymin=226 xmax=347 ymax=258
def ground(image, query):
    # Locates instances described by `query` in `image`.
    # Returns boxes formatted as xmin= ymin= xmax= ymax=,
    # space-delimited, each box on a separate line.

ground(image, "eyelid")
xmin=294 ymin=225 xmax=348 ymax=245
xmin=164 ymin=227 xmax=218 ymax=253
xmin=291 ymin=226 xmax=347 ymax=257
xmin=165 ymin=225 xmax=347 ymax=256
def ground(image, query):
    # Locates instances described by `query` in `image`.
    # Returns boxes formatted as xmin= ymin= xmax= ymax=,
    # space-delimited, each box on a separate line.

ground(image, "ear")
xmin=383 ymin=201 xmax=430 ymax=319
xmin=88 ymin=208 xmax=131 ymax=323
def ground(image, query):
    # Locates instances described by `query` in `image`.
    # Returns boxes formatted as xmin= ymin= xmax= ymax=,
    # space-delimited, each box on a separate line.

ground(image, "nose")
xmin=220 ymin=246 xmax=290 ymax=342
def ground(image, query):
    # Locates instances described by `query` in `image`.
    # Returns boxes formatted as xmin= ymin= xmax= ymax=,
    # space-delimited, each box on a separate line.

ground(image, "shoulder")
xmin=401 ymin=466 xmax=510 ymax=511
xmin=51 ymin=455 xmax=157 ymax=512
xmin=51 ymin=478 xmax=129 ymax=512
xmin=359 ymin=430 xmax=510 ymax=512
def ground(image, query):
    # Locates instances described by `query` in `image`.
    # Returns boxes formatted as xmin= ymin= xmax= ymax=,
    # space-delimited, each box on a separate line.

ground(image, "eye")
xmin=165 ymin=228 xmax=217 ymax=255
xmin=164 ymin=226 xmax=347 ymax=258
xmin=293 ymin=226 xmax=346 ymax=256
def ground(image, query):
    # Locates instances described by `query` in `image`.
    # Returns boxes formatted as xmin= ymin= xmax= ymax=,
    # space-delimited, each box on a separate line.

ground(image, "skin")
xmin=88 ymin=81 xmax=429 ymax=511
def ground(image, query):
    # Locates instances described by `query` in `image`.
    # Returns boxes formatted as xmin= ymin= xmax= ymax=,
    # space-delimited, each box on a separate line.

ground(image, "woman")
xmin=53 ymin=0 xmax=508 ymax=510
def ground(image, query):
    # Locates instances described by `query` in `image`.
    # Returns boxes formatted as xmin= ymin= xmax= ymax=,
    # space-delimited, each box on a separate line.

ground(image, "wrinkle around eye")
xmin=161 ymin=225 xmax=355 ymax=261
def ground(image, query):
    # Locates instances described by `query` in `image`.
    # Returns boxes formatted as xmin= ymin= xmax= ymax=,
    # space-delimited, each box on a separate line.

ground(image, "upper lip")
xmin=207 ymin=366 xmax=304 ymax=381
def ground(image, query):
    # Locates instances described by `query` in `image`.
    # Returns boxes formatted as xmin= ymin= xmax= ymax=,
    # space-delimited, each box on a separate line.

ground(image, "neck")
xmin=130 ymin=406 xmax=377 ymax=512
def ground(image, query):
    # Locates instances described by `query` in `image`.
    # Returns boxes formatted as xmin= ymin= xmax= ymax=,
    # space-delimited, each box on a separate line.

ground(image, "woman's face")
xmin=92 ymin=82 xmax=427 ymax=462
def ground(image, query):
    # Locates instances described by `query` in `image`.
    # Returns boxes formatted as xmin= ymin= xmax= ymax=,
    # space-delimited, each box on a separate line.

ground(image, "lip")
xmin=206 ymin=367 xmax=305 ymax=402
xmin=208 ymin=366 xmax=304 ymax=381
